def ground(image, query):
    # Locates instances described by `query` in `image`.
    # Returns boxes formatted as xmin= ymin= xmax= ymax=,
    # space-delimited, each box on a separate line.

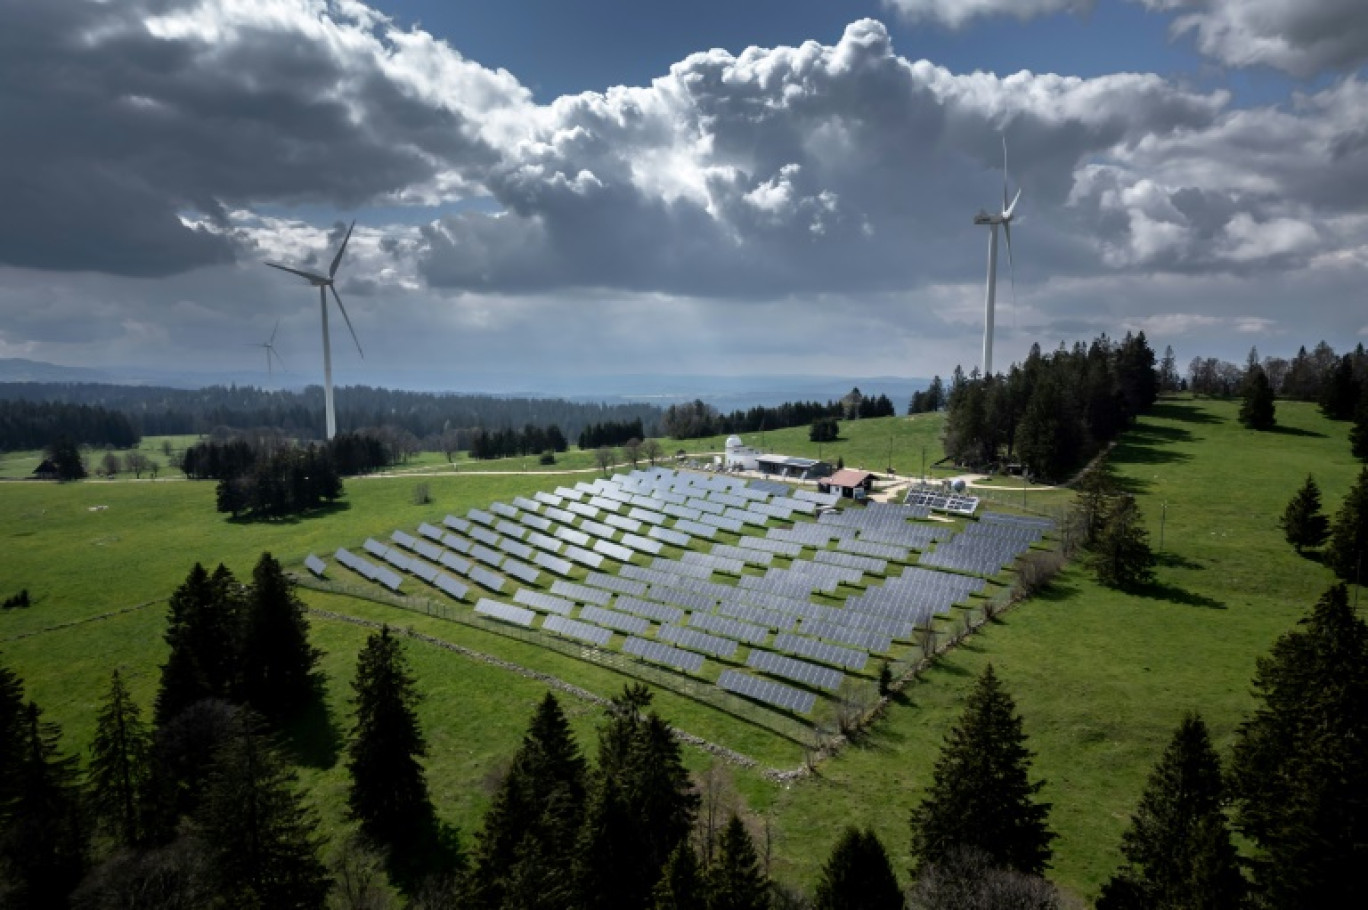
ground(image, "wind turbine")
xmin=264 ymin=221 xmax=363 ymax=439
xmin=247 ymin=319 xmax=286 ymax=380
xmin=973 ymin=138 xmax=1021 ymax=377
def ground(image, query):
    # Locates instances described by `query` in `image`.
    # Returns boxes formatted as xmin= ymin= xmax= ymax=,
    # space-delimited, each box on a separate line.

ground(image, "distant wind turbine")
xmin=973 ymin=138 xmax=1021 ymax=377
xmin=264 ymin=221 xmax=363 ymax=439
xmin=246 ymin=319 xmax=286 ymax=379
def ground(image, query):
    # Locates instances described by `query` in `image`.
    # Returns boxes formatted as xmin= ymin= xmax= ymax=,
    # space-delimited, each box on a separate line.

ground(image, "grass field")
xmin=0 ymin=401 xmax=1355 ymax=902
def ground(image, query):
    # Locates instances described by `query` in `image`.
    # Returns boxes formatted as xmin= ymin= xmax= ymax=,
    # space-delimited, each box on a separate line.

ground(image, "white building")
xmin=723 ymin=435 xmax=761 ymax=471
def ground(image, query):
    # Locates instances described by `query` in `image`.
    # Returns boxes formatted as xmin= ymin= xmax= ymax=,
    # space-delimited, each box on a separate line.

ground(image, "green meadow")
xmin=0 ymin=401 xmax=1354 ymax=902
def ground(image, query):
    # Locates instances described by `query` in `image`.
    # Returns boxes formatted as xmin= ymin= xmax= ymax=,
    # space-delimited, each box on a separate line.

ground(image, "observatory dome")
xmin=725 ymin=435 xmax=744 ymax=450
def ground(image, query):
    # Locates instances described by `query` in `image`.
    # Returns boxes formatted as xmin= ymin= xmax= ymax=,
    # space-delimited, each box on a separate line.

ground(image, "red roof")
xmin=825 ymin=468 xmax=876 ymax=488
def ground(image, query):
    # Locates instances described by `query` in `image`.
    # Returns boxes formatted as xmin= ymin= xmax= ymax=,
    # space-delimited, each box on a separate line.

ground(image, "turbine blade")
xmin=330 ymin=284 xmax=364 ymax=358
xmin=265 ymin=262 xmax=328 ymax=283
xmin=269 ymin=319 xmax=279 ymax=346
xmin=1004 ymin=187 xmax=1022 ymax=219
xmin=1002 ymin=134 xmax=1009 ymax=213
xmin=270 ymin=346 xmax=286 ymax=373
xmin=329 ymin=220 xmax=355 ymax=279
xmin=1004 ymin=221 xmax=1018 ymax=317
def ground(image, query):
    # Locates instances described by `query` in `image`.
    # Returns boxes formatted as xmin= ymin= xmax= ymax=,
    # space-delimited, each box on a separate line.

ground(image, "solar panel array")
xmin=580 ymin=605 xmax=651 ymax=636
xmin=718 ymin=669 xmax=816 ymax=714
xmin=468 ymin=565 xmax=506 ymax=592
xmin=920 ymin=520 xmax=1043 ymax=575
xmin=304 ymin=554 xmax=327 ymax=576
xmin=620 ymin=533 xmax=663 ymax=555
xmin=773 ymin=633 xmax=868 ymax=670
xmin=658 ymin=623 xmax=738 ymax=659
xmin=614 ymin=596 xmax=685 ymax=625
xmin=534 ymin=551 xmax=574 ymax=576
xmin=905 ymin=487 xmax=981 ymax=515
xmin=690 ymin=611 xmax=768 ymax=645
xmin=748 ymin=649 xmax=844 ymax=690
xmin=544 ymin=615 xmax=613 ymax=647
xmin=475 ymin=598 xmax=535 ymax=627
xmin=623 ymin=637 xmax=704 ymax=673
xmin=649 ymin=526 xmax=692 ymax=547
xmin=584 ymin=572 xmax=649 ymax=597
xmin=593 ymin=539 xmax=636 ymax=562
xmin=514 ymin=589 xmax=574 ymax=616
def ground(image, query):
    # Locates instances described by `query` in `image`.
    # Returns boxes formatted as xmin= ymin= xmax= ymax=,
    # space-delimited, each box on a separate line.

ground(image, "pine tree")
xmin=813 ymin=826 xmax=903 ymax=910
xmin=87 ymin=669 xmax=153 ymax=846
xmin=0 ymin=655 xmax=26 ymax=812
xmin=1351 ymin=393 xmax=1368 ymax=461
xmin=572 ymin=777 xmax=639 ymax=909
xmin=467 ymin=692 xmax=587 ymax=909
xmin=346 ymin=627 xmax=437 ymax=863
xmin=1238 ymin=364 xmax=1276 ymax=430
xmin=706 ymin=815 xmax=770 ymax=910
xmin=909 ymin=664 xmax=1054 ymax=878
xmin=1279 ymin=474 xmax=1329 ymax=554
xmin=1230 ymin=584 xmax=1368 ymax=907
xmin=239 ymin=552 xmax=321 ymax=719
xmin=154 ymin=563 xmax=244 ymax=727
xmin=1319 ymin=353 xmax=1359 ymax=419
xmin=44 ymin=435 xmax=87 ymax=480
xmin=1325 ymin=466 xmax=1368 ymax=584
xmin=0 ymin=703 xmax=88 ymax=909
xmin=653 ymin=842 xmax=707 ymax=910
xmin=196 ymin=713 xmax=329 ymax=909
xmin=1096 ymin=713 xmax=1245 ymax=909
xmin=1086 ymin=495 xmax=1156 ymax=589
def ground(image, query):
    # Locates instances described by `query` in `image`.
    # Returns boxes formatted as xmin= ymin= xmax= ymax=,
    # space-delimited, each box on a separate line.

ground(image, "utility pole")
xmin=1159 ymin=501 xmax=1167 ymax=553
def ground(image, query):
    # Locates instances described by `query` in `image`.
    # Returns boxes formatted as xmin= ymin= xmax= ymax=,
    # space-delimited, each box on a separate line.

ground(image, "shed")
xmin=819 ymin=468 xmax=877 ymax=498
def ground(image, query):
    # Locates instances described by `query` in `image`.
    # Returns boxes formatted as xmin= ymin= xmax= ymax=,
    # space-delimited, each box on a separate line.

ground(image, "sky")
xmin=1 ymin=0 xmax=1366 ymax=392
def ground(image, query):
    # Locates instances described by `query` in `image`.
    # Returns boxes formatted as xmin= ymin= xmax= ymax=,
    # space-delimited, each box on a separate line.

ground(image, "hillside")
xmin=0 ymin=399 xmax=1356 ymax=902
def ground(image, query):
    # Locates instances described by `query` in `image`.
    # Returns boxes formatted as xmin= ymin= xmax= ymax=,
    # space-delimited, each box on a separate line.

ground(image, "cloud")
xmin=0 ymin=0 xmax=523 ymax=276
xmin=880 ymin=0 xmax=1093 ymax=30
xmin=1158 ymin=0 xmax=1368 ymax=77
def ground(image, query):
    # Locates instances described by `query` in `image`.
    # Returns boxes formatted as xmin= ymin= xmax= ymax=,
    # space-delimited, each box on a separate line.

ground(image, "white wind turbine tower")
xmin=264 ymin=222 xmax=363 ymax=439
xmin=973 ymin=138 xmax=1022 ymax=377
xmin=247 ymin=319 xmax=286 ymax=381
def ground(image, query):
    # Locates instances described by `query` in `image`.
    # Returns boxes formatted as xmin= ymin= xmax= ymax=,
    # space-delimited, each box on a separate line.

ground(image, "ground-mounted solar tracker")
xmin=441 ymin=533 xmax=472 ymax=555
xmin=514 ymin=589 xmax=574 ymax=615
xmin=511 ymin=496 xmax=541 ymax=512
xmin=838 ymin=538 xmax=910 ymax=561
xmin=711 ymin=542 xmax=773 ymax=566
xmin=580 ymin=605 xmax=651 ymax=636
xmin=658 ymin=623 xmax=738 ymax=659
xmin=475 ymin=598 xmax=535 ymax=627
xmin=548 ymin=579 xmax=611 ymax=605
xmin=794 ymin=489 xmax=841 ymax=508
xmin=381 ymin=548 xmax=412 ymax=572
xmin=363 ymin=537 xmax=388 ymax=559
xmin=645 ymin=558 xmax=714 ymax=580
xmin=628 ymin=506 xmax=667 ymax=526
xmin=748 ymin=479 xmax=793 ymax=498
xmin=604 ymin=513 xmax=642 ymax=534
xmin=622 ymin=637 xmax=704 ymax=674
xmin=590 ymin=539 xmax=632 ymax=562
xmin=434 ymin=573 xmax=468 ymax=601
xmin=543 ymin=505 xmax=576 ymax=524
xmin=418 ymin=522 xmax=444 ymax=541
xmin=470 ymin=544 xmax=503 ymax=568
xmin=409 ymin=560 xmax=439 ymax=583
xmin=589 ymin=495 xmax=621 ymax=513
xmin=723 ymin=507 xmax=771 ymax=528
xmin=415 ymin=540 xmax=443 ymax=562
xmin=468 ymin=508 xmax=497 ymax=526
xmin=443 ymin=514 xmax=472 ymax=533
xmin=304 ymin=554 xmax=327 ymax=576
xmin=673 ymin=519 xmax=718 ymax=540
xmin=582 ymin=571 xmax=648 ymax=597
xmin=739 ymin=536 xmax=804 ymax=558
xmin=613 ymin=596 xmax=684 ymax=624
xmin=690 ymin=611 xmax=768 ymax=645
xmin=561 ymin=545 xmax=605 ymax=569
xmin=555 ymin=486 xmax=582 ymax=500
xmin=769 ymin=524 xmax=837 ymax=546
xmin=799 ymin=618 xmax=893 ymax=652
xmin=688 ymin=498 xmax=726 ymax=516
xmin=814 ymin=549 xmax=887 ymax=575
xmin=439 ymin=551 xmax=472 ymax=576
xmin=772 ymin=633 xmax=868 ymax=670
xmin=496 ymin=519 xmax=527 ymax=540
xmin=524 ymin=531 xmax=561 ymax=554
xmin=543 ymin=615 xmax=612 ymax=647
xmin=717 ymin=669 xmax=816 ymax=714
xmin=470 ymin=526 xmax=501 ymax=548
xmin=554 ymin=526 xmax=590 ymax=547
xmin=580 ymin=518 xmax=616 ymax=540
xmin=567 ymin=501 xmax=598 ymax=520
xmin=502 ymin=559 xmax=541 ymax=586
xmin=662 ymin=503 xmax=702 ymax=522
xmin=679 ymin=551 xmax=743 ymax=575
xmin=468 ymin=565 xmax=506 ymax=592
xmin=490 ymin=501 xmax=518 ymax=519
xmin=717 ymin=599 xmax=795 ymax=632
xmin=533 ymin=551 xmax=575 ymax=576
xmin=648 ymin=526 xmax=692 ymax=547
xmin=519 ymin=513 xmax=553 ymax=533
xmin=651 ymin=585 xmax=718 ymax=613
xmin=535 ymin=490 xmax=562 ymax=506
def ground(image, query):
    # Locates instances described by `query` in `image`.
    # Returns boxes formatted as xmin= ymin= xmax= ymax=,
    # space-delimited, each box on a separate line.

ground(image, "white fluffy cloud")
xmin=1163 ymin=0 xmax=1368 ymax=76
xmin=881 ymin=0 xmax=1093 ymax=29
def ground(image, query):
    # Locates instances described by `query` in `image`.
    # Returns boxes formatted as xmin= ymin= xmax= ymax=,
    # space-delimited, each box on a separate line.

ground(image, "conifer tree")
xmin=346 ymin=627 xmax=437 ymax=864
xmin=706 ymin=815 xmax=770 ymax=910
xmin=1086 ymin=495 xmax=1156 ymax=589
xmin=1351 ymin=394 xmax=1368 ymax=460
xmin=196 ymin=714 xmax=329 ymax=909
xmin=653 ymin=842 xmax=707 ymax=910
xmin=1319 ymin=353 xmax=1359 ymax=419
xmin=0 ymin=703 xmax=88 ymax=909
xmin=0 ymin=655 xmax=26 ymax=812
xmin=88 ymin=669 xmax=153 ymax=846
xmin=467 ymin=692 xmax=587 ymax=909
xmin=154 ymin=563 xmax=244 ymax=726
xmin=239 ymin=552 xmax=321 ymax=719
xmin=813 ymin=826 xmax=903 ymax=910
xmin=909 ymin=664 xmax=1054 ymax=878
xmin=1238 ymin=364 xmax=1276 ymax=430
xmin=1279 ymin=474 xmax=1329 ymax=554
xmin=572 ymin=777 xmax=638 ymax=910
xmin=1230 ymin=584 xmax=1368 ymax=907
xmin=1096 ymin=713 xmax=1245 ymax=909
xmin=44 ymin=435 xmax=88 ymax=480
xmin=1325 ymin=466 xmax=1368 ymax=584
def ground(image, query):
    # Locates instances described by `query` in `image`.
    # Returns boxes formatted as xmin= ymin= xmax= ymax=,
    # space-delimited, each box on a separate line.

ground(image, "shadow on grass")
xmin=1264 ymin=424 xmax=1327 ymax=439
xmin=1111 ymin=439 xmax=1194 ymax=467
xmin=280 ymin=679 xmax=342 ymax=770
xmin=1029 ymin=578 xmax=1082 ymax=603
xmin=1135 ymin=581 xmax=1225 ymax=610
xmin=1156 ymin=551 xmax=1203 ymax=570
xmin=226 ymin=500 xmax=352 ymax=526
xmin=1150 ymin=401 xmax=1222 ymax=424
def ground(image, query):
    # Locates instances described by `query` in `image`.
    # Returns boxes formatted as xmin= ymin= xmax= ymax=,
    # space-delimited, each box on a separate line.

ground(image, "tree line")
xmin=0 ymin=381 xmax=661 ymax=445
xmin=941 ymin=332 xmax=1159 ymax=481
xmin=466 ymin=424 xmax=570 ymax=460
xmin=578 ymin=417 xmax=648 ymax=450
xmin=661 ymin=390 xmax=897 ymax=442
xmin=0 ymin=400 xmax=139 ymax=452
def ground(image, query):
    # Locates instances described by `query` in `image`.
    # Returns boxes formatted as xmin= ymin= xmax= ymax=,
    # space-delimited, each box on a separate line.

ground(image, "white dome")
xmin=725 ymin=435 xmax=744 ymax=449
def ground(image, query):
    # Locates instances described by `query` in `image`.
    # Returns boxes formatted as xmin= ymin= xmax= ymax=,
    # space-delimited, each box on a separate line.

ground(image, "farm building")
xmin=819 ymin=468 xmax=877 ymax=498
xmin=756 ymin=454 xmax=832 ymax=480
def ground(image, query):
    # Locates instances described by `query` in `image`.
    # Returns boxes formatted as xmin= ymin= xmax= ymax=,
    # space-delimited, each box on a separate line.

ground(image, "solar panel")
xmin=475 ymin=598 xmax=535 ymax=627
xmin=794 ymin=490 xmax=841 ymax=507
xmin=434 ymin=572 xmax=468 ymax=601
xmin=469 ymin=565 xmax=506 ymax=592
xmin=584 ymin=572 xmax=649 ymax=597
xmin=717 ymin=669 xmax=816 ymax=714
xmin=443 ymin=515 xmax=472 ymax=533
xmin=657 ymin=623 xmax=738 ymax=659
xmin=418 ymin=522 xmax=444 ymax=541
xmin=673 ymin=519 xmax=718 ymax=540
xmin=409 ymin=560 xmax=439 ymax=583
xmin=533 ymin=551 xmax=575 ymax=576
xmin=620 ymin=533 xmax=663 ymax=555
xmin=747 ymin=649 xmax=844 ymax=690
xmin=690 ymin=611 xmax=768 ymax=645
xmin=304 ymin=554 xmax=327 ymax=576
xmin=513 ymin=496 xmax=542 ymax=512
xmin=496 ymin=519 xmax=527 ymax=540
xmin=471 ymin=526 xmax=501 ymax=547
xmin=555 ymin=485 xmax=582 ymax=500
xmin=589 ymin=495 xmax=621 ymax=513
xmin=525 ymin=530 xmax=562 ymax=553
xmin=613 ymin=596 xmax=684 ymax=624
xmin=562 ymin=545 xmax=605 ymax=569
xmin=441 ymin=533 xmax=472 ymax=554
xmin=580 ymin=519 xmax=616 ymax=540
xmin=554 ymin=526 xmax=591 ymax=547
xmin=681 ymin=551 xmax=744 ymax=575
xmin=622 ymin=636 xmax=704 ymax=673
xmin=593 ymin=539 xmax=636 ymax=562
xmin=740 ymin=536 xmax=803 ymax=558
xmin=710 ymin=543 xmax=772 ymax=566
xmin=503 ymin=559 xmax=541 ymax=585
xmin=471 ymin=544 xmax=504 ymax=568
xmin=415 ymin=540 xmax=443 ymax=562
xmin=514 ymin=589 xmax=574 ymax=615
xmin=543 ymin=614 xmax=612 ymax=647
xmin=580 ymin=605 xmax=650 ymax=636
xmin=628 ymin=506 xmax=667 ymax=525
xmin=701 ymin=513 xmax=744 ymax=533
xmin=648 ymin=526 xmax=691 ymax=547
xmin=568 ymin=501 xmax=599 ymax=519
xmin=550 ymin=580 xmax=612 ymax=605
xmin=520 ymin=513 xmax=553 ymax=532
xmin=535 ymin=490 xmax=562 ymax=506
xmin=363 ymin=537 xmax=388 ymax=559
xmin=544 ymin=505 xmax=577 ymax=524
xmin=605 ymin=513 xmax=642 ymax=534
xmin=772 ymin=633 xmax=868 ymax=670
xmin=381 ymin=549 xmax=412 ymax=572
xmin=468 ymin=508 xmax=496 ymax=526
xmin=500 ymin=538 xmax=535 ymax=562
xmin=439 ymin=551 xmax=472 ymax=576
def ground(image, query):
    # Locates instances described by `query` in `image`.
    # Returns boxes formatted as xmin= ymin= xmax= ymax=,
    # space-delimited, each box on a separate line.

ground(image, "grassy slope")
xmin=1 ymin=402 xmax=1352 ymax=903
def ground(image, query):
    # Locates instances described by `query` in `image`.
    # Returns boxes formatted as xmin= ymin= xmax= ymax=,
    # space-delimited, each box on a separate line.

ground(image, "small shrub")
xmin=538 ymin=450 xmax=556 ymax=466
xmin=1013 ymin=550 xmax=1067 ymax=600
xmin=3 ymin=589 xmax=31 ymax=609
